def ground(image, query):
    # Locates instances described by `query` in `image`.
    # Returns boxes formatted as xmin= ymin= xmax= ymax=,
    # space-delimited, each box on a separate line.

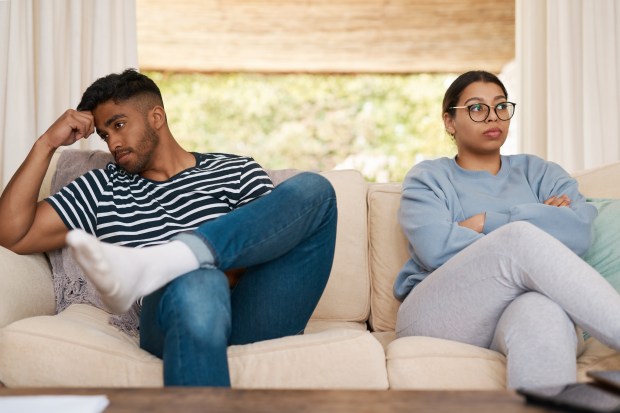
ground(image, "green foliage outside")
xmin=147 ymin=71 xmax=457 ymax=182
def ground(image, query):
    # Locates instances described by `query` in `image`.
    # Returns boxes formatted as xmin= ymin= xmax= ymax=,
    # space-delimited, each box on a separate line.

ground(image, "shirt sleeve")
xmin=398 ymin=163 xmax=484 ymax=272
xmin=44 ymin=169 xmax=107 ymax=235
xmin=235 ymin=158 xmax=274 ymax=207
xmin=483 ymin=157 xmax=597 ymax=255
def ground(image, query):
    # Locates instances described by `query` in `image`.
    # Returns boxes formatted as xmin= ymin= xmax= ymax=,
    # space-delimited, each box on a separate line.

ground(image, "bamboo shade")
xmin=137 ymin=0 xmax=514 ymax=73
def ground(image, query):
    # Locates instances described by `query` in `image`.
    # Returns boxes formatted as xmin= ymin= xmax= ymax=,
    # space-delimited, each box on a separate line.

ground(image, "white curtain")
xmin=515 ymin=0 xmax=620 ymax=173
xmin=0 ymin=0 xmax=138 ymax=189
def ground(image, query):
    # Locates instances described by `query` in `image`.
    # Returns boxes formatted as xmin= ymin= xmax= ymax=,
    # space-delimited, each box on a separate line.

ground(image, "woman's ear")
xmin=149 ymin=105 xmax=167 ymax=130
xmin=443 ymin=112 xmax=455 ymax=136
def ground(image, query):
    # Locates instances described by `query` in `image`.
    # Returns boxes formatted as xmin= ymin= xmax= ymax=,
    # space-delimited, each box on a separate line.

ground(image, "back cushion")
xmin=367 ymin=183 xmax=409 ymax=332
xmin=310 ymin=169 xmax=371 ymax=323
xmin=363 ymin=164 xmax=620 ymax=332
xmin=47 ymin=150 xmax=372 ymax=324
xmin=573 ymin=162 xmax=620 ymax=199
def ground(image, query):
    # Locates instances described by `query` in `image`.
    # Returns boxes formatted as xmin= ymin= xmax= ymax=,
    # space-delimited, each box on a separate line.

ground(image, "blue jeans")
xmin=139 ymin=172 xmax=338 ymax=386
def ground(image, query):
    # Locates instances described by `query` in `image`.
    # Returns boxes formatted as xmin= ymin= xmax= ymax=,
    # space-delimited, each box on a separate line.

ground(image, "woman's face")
xmin=444 ymin=81 xmax=510 ymax=158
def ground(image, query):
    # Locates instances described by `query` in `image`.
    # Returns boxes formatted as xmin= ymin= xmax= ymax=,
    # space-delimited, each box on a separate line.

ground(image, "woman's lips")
xmin=483 ymin=128 xmax=502 ymax=138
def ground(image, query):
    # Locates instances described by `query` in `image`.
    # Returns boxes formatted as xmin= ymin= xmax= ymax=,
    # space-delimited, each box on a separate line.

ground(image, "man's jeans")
xmin=139 ymin=172 xmax=338 ymax=386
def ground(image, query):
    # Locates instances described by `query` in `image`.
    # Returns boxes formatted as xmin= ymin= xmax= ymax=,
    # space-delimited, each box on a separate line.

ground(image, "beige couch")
xmin=0 ymin=150 xmax=619 ymax=388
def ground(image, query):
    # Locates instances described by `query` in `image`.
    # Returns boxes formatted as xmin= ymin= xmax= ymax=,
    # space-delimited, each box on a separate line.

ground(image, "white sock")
xmin=66 ymin=229 xmax=200 ymax=314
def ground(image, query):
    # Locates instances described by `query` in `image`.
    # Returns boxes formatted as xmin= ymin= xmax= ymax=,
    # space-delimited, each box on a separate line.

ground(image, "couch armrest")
xmin=0 ymin=247 xmax=55 ymax=327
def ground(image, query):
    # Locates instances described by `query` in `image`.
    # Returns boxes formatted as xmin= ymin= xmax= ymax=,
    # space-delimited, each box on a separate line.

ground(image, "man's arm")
xmin=0 ymin=110 xmax=95 ymax=254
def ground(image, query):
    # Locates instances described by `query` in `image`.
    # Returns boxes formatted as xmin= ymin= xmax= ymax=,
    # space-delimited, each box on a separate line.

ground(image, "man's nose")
xmin=106 ymin=133 xmax=122 ymax=150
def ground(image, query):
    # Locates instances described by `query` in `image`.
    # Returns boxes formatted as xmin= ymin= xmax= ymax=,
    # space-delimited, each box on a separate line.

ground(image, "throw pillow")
xmin=583 ymin=198 xmax=620 ymax=293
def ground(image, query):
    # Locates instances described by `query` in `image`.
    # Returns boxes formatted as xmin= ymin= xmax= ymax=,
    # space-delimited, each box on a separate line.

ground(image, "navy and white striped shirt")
xmin=46 ymin=153 xmax=273 ymax=248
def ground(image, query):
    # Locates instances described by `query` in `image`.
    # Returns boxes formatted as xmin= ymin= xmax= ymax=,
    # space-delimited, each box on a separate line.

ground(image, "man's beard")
xmin=123 ymin=125 xmax=159 ymax=175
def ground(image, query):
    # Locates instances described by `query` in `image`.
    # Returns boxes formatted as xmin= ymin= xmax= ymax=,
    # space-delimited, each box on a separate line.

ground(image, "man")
xmin=0 ymin=69 xmax=338 ymax=386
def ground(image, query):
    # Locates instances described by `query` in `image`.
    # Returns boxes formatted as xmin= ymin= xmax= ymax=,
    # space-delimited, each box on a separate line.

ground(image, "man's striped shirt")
xmin=45 ymin=153 xmax=273 ymax=248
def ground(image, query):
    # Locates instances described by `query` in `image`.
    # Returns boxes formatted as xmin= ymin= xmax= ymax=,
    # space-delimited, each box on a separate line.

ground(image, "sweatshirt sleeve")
xmin=482 ymin=157 xmax=597 ymax=256
xmin=398 ymin=163 xmax=483 ymax=272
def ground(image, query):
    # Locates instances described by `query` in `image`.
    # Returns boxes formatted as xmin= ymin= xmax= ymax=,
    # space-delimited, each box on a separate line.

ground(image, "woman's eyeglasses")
xmin=449 ymin=102 xmax=516 ymax=122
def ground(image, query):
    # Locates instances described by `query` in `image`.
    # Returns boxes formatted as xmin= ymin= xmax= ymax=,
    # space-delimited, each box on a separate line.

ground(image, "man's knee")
xmin=280 ymin=172 xmax=336 ymax=202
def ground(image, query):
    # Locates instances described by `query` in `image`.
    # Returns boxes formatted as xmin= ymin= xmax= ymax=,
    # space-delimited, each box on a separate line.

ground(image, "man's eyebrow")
xmin=104 ymin=114 xmax=126 ymax=127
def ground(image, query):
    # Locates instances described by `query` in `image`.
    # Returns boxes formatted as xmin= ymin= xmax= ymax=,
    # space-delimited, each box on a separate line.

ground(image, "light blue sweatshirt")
xmin=394 ymin=154 xmax=598 ymax=302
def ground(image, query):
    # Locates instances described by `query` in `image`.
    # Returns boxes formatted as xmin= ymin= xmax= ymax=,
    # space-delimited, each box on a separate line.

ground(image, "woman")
xmin=394 ymin=70 xmax=620 ymax=389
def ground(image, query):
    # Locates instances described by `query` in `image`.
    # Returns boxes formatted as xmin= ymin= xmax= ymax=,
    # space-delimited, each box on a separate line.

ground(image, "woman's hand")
xmin=544 ymin=195 xmax=571 ymax=207
xmin=458 ymin=212 xmax=485 ymax=233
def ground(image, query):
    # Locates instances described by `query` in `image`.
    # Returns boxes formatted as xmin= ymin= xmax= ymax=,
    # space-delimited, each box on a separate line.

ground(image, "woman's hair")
xmin=77 ymin=68 xmax=163 ymax=113
xmin=442 ymin=70 xmax=508 ymax=118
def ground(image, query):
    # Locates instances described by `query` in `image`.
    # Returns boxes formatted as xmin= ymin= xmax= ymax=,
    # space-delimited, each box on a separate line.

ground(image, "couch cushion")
xmin=385 ymin=333 xmax=620 ymax=390
xmin=386 ymin=336 xmax=507 ymax=390
xmin=46 ymin=150 xmax=371 ymax=325
xmin=310 ymin=169 xmax=371 ymax=323
xmin=573 ymin=162 xmax=620 ymax=199
xmin=367 ymin=183 xmax=408 ymax=332
xmin=229 ymin=328 xmax=388 ymax=389
xmin=305 ymin=320 xmax=367 ymax=333
xmin=0 ymin=247 xmax=55 ymax=328
xmin=0 ymin=304 xmax=387 ymax=389
xmin=365 ymin=175 xmax=620 ymax=333
xmin=0 ymin=304 xmax=162 ymax=387
xmin=576 ymin=338 xmax=620 ymax=382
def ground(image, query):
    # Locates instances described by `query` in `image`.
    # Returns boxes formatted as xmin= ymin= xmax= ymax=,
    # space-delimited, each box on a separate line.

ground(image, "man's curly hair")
xmin=77 ymin=68 xmax=163 ymax=113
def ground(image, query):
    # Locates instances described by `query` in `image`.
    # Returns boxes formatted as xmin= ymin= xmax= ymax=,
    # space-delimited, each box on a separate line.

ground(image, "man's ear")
xmin=149 ymin=105 xmax=166 ymax=130
xmin=443 ymin=112 xmax=455 ymax=136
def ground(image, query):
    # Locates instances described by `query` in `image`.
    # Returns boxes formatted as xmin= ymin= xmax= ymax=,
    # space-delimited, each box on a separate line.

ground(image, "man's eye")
xmin=469 ymin=104 xmax=484 ymax=112
xmin=114 ymin=122 xmax=125 ymax=129
xmin=99 ymin=134 xmax=108 ymax=141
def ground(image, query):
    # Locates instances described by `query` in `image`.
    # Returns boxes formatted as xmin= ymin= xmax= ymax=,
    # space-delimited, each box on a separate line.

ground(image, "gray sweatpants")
xmin=396 ymin=221 xmax=620 ymax=389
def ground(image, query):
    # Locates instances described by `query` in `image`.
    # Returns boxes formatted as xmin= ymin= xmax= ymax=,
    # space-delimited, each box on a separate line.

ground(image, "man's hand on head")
xmin=0 ymin=109 xmax=92 ymax=252
xmin=40 ymin=109 xmax=95 ymax=150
